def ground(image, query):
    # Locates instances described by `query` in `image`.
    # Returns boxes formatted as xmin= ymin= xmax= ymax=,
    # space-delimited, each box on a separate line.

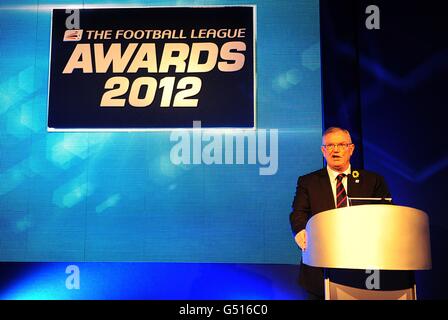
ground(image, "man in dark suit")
xmin=289 ymin=127 xmax=391 ymax=299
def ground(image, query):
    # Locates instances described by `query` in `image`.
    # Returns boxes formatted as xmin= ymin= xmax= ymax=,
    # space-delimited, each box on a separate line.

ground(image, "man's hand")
xmin=295 ymin=229 xmax=307 ymax=251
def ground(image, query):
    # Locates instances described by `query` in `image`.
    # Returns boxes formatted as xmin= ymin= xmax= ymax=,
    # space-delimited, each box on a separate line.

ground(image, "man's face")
xmin=321 ymin=130 xmax=355 ymax=172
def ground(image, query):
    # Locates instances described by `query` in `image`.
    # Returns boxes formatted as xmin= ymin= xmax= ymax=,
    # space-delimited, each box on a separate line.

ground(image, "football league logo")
xmin=63 ymin=29 xmax=83 ymax=41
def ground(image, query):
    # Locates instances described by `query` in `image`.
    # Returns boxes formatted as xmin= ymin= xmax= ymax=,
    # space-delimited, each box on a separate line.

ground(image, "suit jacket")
xmin=289 ymin=168 xmax=391 ymax=296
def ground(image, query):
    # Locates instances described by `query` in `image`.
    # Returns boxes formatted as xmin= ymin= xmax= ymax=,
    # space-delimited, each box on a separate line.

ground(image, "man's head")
xmin=321 ymin=127 xmax=355 ymax=173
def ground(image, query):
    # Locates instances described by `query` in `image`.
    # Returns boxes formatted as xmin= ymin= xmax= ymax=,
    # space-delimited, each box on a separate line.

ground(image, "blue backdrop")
xmin=0 ymin=0 xmax=322 ymax=264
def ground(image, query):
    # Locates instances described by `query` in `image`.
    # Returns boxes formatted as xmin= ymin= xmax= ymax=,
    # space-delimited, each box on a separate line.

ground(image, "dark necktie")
xmin=336 ymin=174 xmax=347 ymax=208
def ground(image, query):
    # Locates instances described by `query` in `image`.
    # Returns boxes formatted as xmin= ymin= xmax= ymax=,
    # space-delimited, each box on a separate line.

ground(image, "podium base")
xmin=325 ymin=278 xmax=417 ymax=300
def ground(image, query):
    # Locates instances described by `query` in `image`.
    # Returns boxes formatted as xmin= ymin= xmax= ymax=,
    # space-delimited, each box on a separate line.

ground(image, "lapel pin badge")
xmin=352 ymin=171 xmax=360 ymax=183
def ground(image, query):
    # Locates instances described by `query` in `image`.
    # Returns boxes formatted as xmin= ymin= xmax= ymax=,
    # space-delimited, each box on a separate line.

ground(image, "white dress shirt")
xmin=326 ymin=165 xmax=351 ymax=207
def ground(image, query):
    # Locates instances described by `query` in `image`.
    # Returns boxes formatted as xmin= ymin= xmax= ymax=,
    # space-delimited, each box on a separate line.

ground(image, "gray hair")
xmin=322 ymin=127 xmax=352 ymax=143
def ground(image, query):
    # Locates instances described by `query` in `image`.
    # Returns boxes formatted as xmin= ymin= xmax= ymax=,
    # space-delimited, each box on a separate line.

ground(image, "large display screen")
xmin=48 ymin=6 xmax=256 ymax=130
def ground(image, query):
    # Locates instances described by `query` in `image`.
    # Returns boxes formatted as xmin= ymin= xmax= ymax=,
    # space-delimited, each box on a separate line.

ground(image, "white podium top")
xmin=302 ymin=205 xmax=432 ymax=270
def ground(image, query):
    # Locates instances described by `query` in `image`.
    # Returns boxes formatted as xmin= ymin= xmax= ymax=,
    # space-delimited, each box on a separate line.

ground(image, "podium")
xmin=302 ymin=205 xmax=431 ymax=300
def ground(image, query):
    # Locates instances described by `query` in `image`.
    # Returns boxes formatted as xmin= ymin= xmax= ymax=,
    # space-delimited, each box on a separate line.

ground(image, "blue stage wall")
xmin=0 ymin=0 xmax=322 ymax=264
xmin=0 ymin=262 xmax=306 ymax=300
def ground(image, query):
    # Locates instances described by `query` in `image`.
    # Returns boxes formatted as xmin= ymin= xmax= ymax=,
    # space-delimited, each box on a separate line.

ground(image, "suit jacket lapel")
xmin=318 ymin=169 xmax=336 ymax=210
